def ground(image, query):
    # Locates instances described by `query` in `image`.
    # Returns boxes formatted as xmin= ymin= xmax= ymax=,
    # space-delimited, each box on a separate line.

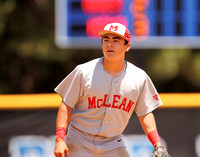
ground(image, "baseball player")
xmin=54 ymin=23 xmax=171 ymax=157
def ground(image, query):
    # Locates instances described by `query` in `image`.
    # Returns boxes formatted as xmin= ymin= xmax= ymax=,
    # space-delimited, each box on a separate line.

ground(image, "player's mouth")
xmin=106 ymin=50 xmax=114 ymax=53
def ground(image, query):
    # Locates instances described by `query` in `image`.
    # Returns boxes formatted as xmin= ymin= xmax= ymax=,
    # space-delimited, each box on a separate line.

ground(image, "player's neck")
xmin=102 ymin=58 xmax=126 ymax=77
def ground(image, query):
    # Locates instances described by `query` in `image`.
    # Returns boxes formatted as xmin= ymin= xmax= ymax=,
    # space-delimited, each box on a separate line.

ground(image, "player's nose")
xmin=106 ymin=41 xmax=113 ymax=47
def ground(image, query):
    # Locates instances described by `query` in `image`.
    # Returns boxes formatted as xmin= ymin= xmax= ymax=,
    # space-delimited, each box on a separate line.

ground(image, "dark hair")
xmin=124 ymin=40 xmax=128 ymax=45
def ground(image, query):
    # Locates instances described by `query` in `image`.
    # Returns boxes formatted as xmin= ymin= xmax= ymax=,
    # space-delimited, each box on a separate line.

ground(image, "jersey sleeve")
xmin=54 ymin=66 xmax=83 ymax=108
xmin=134 ymin=74 xmax=162 ymax=116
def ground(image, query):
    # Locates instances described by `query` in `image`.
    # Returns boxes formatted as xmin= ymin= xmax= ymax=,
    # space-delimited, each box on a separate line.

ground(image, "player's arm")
xmin=54 ymin=101 xmax=72 ymax=157
xmin=138 ymin=112 xmax=161 ymax=146
xmin=138 ymin=112 xmax=171 ymax=157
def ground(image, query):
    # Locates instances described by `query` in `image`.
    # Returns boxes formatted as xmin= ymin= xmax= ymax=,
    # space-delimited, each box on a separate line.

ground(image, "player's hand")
xmin=152 ymin=145 xmax=171 ymax=157
xmin=54 ymin=138 xmax=69 ymax=157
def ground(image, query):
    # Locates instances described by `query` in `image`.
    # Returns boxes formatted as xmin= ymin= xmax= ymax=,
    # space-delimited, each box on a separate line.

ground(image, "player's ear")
xmin=125 ymin=43 xmax=131 ymax=52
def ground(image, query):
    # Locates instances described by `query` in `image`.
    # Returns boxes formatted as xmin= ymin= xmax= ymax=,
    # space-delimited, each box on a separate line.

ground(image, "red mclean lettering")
xmin=125 ymin=100 xmax=135 ymax=113
xmin=88 ymin=96 xmax=96 ymax=109
xmin=118 ymin=98 xmax=127 ymax=111
xmin=88 ymin=94 xmax=134 ymax=113
xmin=97 ymin=99 xmax=103 ymax=108
xmin=111 ymin=95 xmax=121 ymax=108
xmin=102 ymin=94 xmax=111 ymax=107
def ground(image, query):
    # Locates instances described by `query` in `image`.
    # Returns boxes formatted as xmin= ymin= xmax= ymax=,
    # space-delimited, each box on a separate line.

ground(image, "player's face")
xmin=102 ymin=34 xmax=130 ymax=61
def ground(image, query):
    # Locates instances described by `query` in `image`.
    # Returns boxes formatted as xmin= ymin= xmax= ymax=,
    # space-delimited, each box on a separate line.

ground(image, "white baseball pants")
xmin=65 ymin=124 xmax=130 ymax=157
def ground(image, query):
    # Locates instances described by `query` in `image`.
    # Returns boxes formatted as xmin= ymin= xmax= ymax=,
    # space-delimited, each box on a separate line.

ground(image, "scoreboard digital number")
xmin=55 ymin=0 xmax=200 ymax=49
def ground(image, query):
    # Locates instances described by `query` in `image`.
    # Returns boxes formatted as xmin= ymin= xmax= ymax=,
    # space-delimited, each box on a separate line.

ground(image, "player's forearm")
xmin=138 ymin=112 xmax=157 ymax=134
xmin=56 ymin=101 xmax=72 ymax=129
xmin=55 ymin=101 xmax=72 ymax=141
xmin=138 ymin=112 xmax=161 ymax=146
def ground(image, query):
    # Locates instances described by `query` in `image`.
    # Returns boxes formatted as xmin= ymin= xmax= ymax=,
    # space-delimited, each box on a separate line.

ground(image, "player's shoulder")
xmin=126 ymin=61 xmax=147 ymax=76
xmin=75 ymin=58 xmax=100 ymax=71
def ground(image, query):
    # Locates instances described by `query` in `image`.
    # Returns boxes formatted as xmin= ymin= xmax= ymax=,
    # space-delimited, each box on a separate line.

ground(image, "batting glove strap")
xmin=152 ymin=145 xmax=171 ymax=157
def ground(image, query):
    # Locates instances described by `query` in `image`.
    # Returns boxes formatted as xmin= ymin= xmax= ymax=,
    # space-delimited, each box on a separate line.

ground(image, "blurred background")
xmin=0 ymin=0 xmax=200 ymax=157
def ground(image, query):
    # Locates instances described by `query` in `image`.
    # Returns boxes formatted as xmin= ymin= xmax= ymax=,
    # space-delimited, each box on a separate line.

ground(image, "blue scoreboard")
xmin=55 ymin=0 xmax=200 ymax=48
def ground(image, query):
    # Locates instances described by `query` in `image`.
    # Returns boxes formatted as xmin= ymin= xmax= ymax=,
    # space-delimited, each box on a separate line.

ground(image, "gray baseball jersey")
xmin=55 ymin=57 xmax=162 ymax=137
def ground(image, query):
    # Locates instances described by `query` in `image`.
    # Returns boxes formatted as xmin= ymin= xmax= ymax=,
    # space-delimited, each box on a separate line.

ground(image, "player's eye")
xmin=103 ymin=39 xmax=108 ymax=42
xmin=113 ymin=39 xmax=120 ymax=43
